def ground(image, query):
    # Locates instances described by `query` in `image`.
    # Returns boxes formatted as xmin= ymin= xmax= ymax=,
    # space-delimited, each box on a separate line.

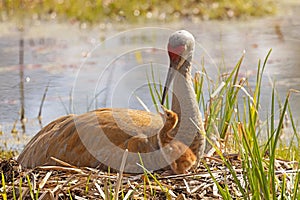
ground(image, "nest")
xmin=0 ymin=152 xmax=298 ymax=200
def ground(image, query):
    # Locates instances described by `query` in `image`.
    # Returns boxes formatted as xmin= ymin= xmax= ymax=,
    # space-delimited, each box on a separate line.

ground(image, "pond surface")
xmin=0 ymin=2 xmax=300 ymax=151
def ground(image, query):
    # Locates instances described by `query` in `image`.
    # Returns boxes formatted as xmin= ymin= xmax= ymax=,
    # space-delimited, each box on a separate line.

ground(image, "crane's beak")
xmin=161 ymin=57 xmax=185 ymax=105
xmin=161 ymin=64 xmax=174 ymax=105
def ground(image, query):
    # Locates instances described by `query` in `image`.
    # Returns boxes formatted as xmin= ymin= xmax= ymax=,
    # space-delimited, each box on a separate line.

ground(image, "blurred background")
xmin=0 ymin=0 xmax=299 ymax=156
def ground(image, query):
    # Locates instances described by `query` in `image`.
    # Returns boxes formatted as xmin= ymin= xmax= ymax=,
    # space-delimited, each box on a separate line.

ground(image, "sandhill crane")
xmin=158 ymin=106 xmax=196 ymax=174
xmin=17 ymin=30 xmax=206 ymax=173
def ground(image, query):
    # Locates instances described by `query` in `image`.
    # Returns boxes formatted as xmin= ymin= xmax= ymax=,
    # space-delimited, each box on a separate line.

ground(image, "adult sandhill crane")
xmin=17 ymin=30 xmax=206 ymax=173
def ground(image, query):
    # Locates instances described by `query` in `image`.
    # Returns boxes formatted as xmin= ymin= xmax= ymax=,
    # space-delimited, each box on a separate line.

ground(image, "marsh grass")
xmin=0 ymin=148 xmax=17 ymax=160
xmin=148 ymin=49 xmax=300 ymax=198
xmin=0 ymin=0 xmax=276 ymax=23
xmin=146 ymin=64 xmax=170 ymax=112
xmin=1 ymin=172 xmax=7 ymax=200
xmin=1 ymin=50 xmax=299 ymax=199
xmin=136 ymin=162 xmax=172 ymax=199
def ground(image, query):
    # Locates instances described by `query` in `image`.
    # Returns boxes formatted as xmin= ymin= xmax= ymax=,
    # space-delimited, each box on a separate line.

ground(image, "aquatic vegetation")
xmin=148 ymin=49 xmax=300 ymax=198
xmin=0 ymin=0 xmax=277 ymax=23
xmin=0 ymin=49 xmax=299 ymax=199
xmin=0 ymin=148 xmax=17 ymax=160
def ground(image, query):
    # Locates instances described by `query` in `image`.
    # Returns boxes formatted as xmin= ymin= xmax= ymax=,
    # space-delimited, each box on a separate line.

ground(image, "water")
xmin=0 ymin=2 xmax=300 ymax=151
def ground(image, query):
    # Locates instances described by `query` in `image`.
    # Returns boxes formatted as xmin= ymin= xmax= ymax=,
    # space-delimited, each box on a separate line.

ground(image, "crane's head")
xmin=161 ymin=30 xmax=195 ymax=105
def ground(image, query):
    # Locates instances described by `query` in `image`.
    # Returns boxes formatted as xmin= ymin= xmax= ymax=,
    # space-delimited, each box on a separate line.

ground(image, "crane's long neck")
xmin=171 ymin=60 xmax=206 ymax=158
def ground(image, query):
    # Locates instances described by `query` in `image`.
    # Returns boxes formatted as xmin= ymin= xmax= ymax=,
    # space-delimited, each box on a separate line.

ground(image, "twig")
xmin=183 ymin=179 xmax=191 ymax=194
xmin=94 ymin=182 xmax=106 ymax=199
xmin=38 ymin=81 xmax=50 ymax=122
xmin=123 ymin=189 xmax=134 ymax=200
xmin=159 ymin=169 xmax=243 ymax=180
xmin=135 ymin=95 xmax=150 ymax=112
xmin=38 ymin=191 xmax=55 ymax=200
xmin=39 ymin=171 xmax=52 ymax=189
xmin=37 ymin=166 xmax=85 ymax=174
xmin=50 ymin=156 xmax=77 ymax=168
xmin=114 ymin=149 xmax=128 ymax=200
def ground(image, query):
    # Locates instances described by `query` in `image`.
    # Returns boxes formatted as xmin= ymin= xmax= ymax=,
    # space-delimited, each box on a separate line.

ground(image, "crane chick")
xmin=158 ymin=106 xmax=196 ymax=174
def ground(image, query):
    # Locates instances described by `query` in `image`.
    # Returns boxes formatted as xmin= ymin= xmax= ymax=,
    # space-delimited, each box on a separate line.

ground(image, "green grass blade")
xmin=19 ymin=177 xmax=22 ymax=200
xmin=203 ymin=161 xmax=232 ymax=200
xmin=191 ymin=118 xmax=247 ymax=197
xmin=269 ymin=84 xmax=276 ymax=198
xmin=280 ymin=173 xmax=286 ymax=200
xmin=68 ymin=186 xmax=73 ymax=200
xmin=1 ymin=173 xmax=7 ymax=200
xmin=158 ymin=70 xmax=170 ymax=109
xmin=218 ymin=53 xmax=244 ymax=138
xmin=287 ymin=93 xmax=300 ymax=142
xmin=85 ymin=174 xmax=91 ymax=194
xmin=35 ymin=188 xmax=40 ymax=200
xmin=26 ymin=175 xmax=35 ymax=200
xmin=136 ymin=160 xmax=170 ymax=199
xmin=137 ymin=153 xmax=153 ymax=198
xmin=292 ymin=171 xmax=300 ymax=200
xmin=151 ymin=64 xmax=162 ymax=104
xmin=12 ymin=171 xmax=16 ymax=200
xmin=146 ymin=71 xmax=158 ymax=112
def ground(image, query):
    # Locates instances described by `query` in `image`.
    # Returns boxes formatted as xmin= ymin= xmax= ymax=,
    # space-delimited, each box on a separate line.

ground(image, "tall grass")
xmin=148 ymin=49 xmax=300 ymax=198
xmin=1 ymin=173 xmax=7 ymax=200
xmin=1 ymin=50 xmax=298 ymax=199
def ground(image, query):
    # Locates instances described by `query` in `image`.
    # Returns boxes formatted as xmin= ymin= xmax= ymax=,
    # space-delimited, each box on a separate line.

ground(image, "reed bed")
xmin=0 ymin=152 xmax=298 ymax=199
xmin=1 ymin=50 xmax=300 ymax=199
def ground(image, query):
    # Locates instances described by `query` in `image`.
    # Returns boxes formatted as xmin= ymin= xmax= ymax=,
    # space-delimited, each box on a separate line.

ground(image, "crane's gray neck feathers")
xmin=170 ymin=58 xmax=205 ymax=159
xmin=171 ymin=59 xmax=198 ymax=124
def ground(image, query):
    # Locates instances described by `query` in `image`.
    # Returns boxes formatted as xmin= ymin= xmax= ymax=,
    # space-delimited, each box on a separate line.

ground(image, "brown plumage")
xmin=118 ymin=134 xmax=155 ymax=153
xmin=158 ymin=106 xmax=196 ymax=174
xmin=17 ymin=30 xmax=206 ymax=173
xmin=18 ymin=108 xmax=162 ymax=172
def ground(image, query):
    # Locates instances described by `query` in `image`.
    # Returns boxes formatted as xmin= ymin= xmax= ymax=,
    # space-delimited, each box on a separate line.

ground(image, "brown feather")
xmin=17 ymin=108 xmax=163 ymax=171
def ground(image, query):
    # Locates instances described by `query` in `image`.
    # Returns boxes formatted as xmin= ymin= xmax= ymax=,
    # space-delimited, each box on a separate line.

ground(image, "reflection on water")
xmin=0 ymin=3 xmax=300 ymax=151
xmin=19 ymin=29 xmax=26 ymax=133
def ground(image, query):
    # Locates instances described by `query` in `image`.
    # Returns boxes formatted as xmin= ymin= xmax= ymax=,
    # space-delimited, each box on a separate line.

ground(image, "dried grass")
xmin=0 ymin=153 xmax=298 ymax=199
